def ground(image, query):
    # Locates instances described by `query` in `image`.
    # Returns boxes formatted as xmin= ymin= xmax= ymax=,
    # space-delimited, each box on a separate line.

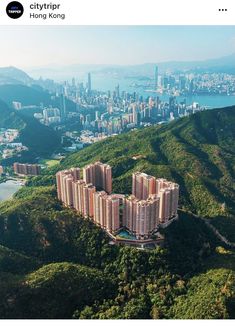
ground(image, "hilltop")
xmin=0 ymin=66 xmax=33 ymax=85
xmin=0 ymin=105 xmax=235 ymax=318
xmin=27 ymin=53 xmax=235 ymax=79
xmin=38 ymin=106 xmax=235 ymax=219
xmin=0 ymin=179 xmax=234 ymax=318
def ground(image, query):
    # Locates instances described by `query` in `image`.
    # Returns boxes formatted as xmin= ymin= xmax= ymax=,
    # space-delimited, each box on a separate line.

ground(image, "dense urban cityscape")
xmin=9 ymin=68 xmax=235 ymax=153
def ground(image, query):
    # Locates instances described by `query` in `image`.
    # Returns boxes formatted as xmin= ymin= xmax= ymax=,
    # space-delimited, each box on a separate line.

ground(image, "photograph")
xmin=0 ymin=24 xmax=235 ymax=320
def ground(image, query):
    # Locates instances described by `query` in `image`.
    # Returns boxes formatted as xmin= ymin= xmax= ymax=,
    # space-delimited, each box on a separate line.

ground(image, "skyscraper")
xmin=56 ymin=168 xmax=80 ymax=203
xmin=13 ymin=163 xmax=41 ymax=176
xmin=124 ymin=194 xmax=160 ymax=239
xmin=115 ymin=84 xmax=120 ymax=98
xmin=154 ymin=66 xmax=158 ymax=90
xmin=132 ymin=172 xmax=156 ymax=200
xmin=60 ymin=94 xmax=67 ymax=119
xmin=83 ymin=162 xmax=112 ymax=194
xmin=56 ymin=164 xmax=179 ymax=240
xmin=87 ymin=72 xmax=91 ymax=94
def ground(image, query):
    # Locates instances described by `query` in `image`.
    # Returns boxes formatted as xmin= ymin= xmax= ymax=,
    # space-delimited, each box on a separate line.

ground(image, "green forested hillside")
xmin=0 ymin=84 xmax=77 ymax=112
xmin=1 ymin=185 xmax=234 ymax=319
xmin=28 ymin=105 xmax=235 ymax=241
xmin=0 ymin=84 xmax=52 ymax=106
xmin=0 ymin=106 xmax=235 ymax=318
xmin=35 ymin=106 xmax=235 ymax=220
xmin=0 ymin=100 xmax=61 ymax=160
xmin=3 ymin=262 xmax=116 ymax=319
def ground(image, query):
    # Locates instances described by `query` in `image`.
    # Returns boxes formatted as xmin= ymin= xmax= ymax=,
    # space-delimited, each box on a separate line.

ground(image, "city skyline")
xmin=0 ymin=26 xmax=235 ymax=68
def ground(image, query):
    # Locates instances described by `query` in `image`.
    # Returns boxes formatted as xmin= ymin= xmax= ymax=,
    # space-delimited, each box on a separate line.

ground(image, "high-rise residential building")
xmin=63 ymin=175 xmax=74 ymax=207
xmin=158 ymin=181 xmax=179 ymax=223
xmin=105 ymin=195 xmax=120 ymax=233
xmin=132 ymin=172 xmax=156 ymax=200
xmin=43 ymin=107 xmax=61 ymax=125
xmin=83 ymin=183 xmax=96 ymax=217
xmin=93 ymin=192 xmax=124 ymax=233
xmin=56 ymin=171 xmax=74 ymax=207
xmin=56 ymin=168 xmax=80 ymax=202
xmin=124 ymin=194 xmax=160 ymax=239
xmin=71 ymin=180 xmax=96 ymax=217
xmin=72 ymin=179 xmax=84 ymax=212
xmin=13 ymin=163 xmax=41 ymax=176
xmin=56 ymin=163 xmax=179 ymax=240
xmin=159 ymin=188 xmax=171 ymax=223
xmin=93 ymin=191 xmax=107 ymax=226
xmin=83 ymin=162 xmax=112 ymax=194
xmin=123 ymin=195 xmax=138 ymax=233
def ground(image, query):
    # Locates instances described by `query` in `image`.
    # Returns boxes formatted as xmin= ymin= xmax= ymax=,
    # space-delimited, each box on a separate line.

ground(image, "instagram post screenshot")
xmin=0 ymin=0 xmax=235 ymax=323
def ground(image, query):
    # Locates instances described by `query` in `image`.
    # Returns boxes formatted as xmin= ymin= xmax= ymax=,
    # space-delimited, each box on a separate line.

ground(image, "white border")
xmin=0 ymin=0 xmax=234 ymax=25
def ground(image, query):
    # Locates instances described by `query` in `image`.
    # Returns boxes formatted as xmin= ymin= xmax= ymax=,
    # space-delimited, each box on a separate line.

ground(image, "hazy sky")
xmin=0 ymin=26 xmax=235 ymax=68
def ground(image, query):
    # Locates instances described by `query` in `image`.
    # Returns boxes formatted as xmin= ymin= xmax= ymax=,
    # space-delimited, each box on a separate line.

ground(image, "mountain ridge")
xmin=0 ymin=66 xmax=33 ymax=85
xmin=34 ymin=105 xmax=235 ymax=221
xmin=0 ymin=105 xmax=235 ymax=318
xmin=26 ymin=53 xmax=235 ymax=79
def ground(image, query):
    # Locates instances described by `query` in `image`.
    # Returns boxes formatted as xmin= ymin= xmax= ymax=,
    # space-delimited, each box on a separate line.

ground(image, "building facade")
xmin=56 ymin=162 xmax=179 ymax=240
xmin=13 ymin=163 xmax=41 ymax=176
xmin=83 ymin=161 xmax=112 ymax=193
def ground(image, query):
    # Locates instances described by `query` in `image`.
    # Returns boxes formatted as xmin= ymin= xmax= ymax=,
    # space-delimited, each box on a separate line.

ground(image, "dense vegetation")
xmin=0 ymin=106 xmax=235 ymax=318
xmin=0 ymin=85 xmax=52 ymax=106
xmin=33 ymin=106 xmax=235 ymax=239
xmin=0 ymin=99 xmax=61 ymax=161
xmin=0 ymin=186 xmax=234 ymax=319
xmin=0 ymin=84 xmax=77 ymax=113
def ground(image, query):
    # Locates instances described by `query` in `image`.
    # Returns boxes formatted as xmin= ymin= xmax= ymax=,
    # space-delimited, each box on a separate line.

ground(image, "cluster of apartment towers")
xmin=56 ymin=162 xmax=179 ymax=240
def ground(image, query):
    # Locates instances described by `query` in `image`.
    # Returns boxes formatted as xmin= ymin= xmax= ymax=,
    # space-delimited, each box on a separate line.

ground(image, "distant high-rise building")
xmin=189 ymin=79 xmax=194 ymax=94
xmin=132 ymin=104 xmax=140 ymax=126
xmin=43 ymin=107 xmax=61 ymax=125
xmin=72 ymin=77 xmax=76 ymax=87
xmin=13 ymin=163 xmax=41 ymax=176
xmin=169 ymin=96 xmax=176 ymax=110
xmin=87 ymin=72 xmax=91 ymax=94
xmin=154 ymin=66 xmax=158 ymax=90
xmin=60 ymin=94 xmax=67 ymax=119
xmin=12 ymin=101 xmax=22 ymax=110
xmin=115 ymin=84 xmax=120 ymax=98
xmin=0 ymin=165 xmax=4 ymax=176
xmin=95 ymin=111 xmax=100 ymax=120
xmin=179 ymin=76 xmax=186 ymax=91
